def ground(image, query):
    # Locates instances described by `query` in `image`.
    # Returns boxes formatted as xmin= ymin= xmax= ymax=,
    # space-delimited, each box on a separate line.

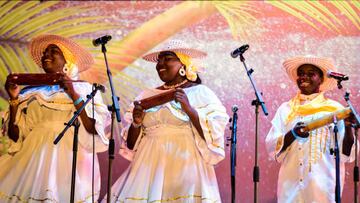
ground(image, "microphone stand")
xmin=70 ymin=118 xmax=80 ymax=203
xmin=344 ymin=92 xmax=360 ymax=203
xmin=331 ymin=115 xmax=341 ymax=203
xmin=98 ymin=42 xmax=121 ymax=203
xmin=330 ymin=76 xmax=355 ymax=203
xmin=236 ymin=52 xmax=268 ymax=203
xmin=53 ymin=84 xmax=104 ymax=203
xmin=330 ymin=78 xmax=342 ymax=203
xmin=227 ymin=106 xmax=238 ymax=203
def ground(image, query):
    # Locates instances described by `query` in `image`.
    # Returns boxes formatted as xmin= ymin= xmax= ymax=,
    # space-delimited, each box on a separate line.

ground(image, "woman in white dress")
xmin=109 ymin=40 xmax=229 ymax=203
xmin=0 ymin=34 xmax=110 ymax=202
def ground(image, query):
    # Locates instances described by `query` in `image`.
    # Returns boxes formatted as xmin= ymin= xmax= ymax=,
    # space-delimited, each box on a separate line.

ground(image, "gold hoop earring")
xmin=179 ymin=66 xmax=186 ymax=76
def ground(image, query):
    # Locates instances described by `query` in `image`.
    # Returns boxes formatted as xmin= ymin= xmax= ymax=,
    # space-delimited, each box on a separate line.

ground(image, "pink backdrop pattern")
xmin=93 ymin=2 xmax=360 ymax=202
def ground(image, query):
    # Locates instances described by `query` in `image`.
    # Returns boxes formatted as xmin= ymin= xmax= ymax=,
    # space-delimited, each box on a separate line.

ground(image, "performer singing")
xmin=0 ymin=34 xmax=110 ymax=202
xmin=108 ymin=40 xmax=229 ymax=202
xmin=265 ymin=55 xmax=357 ymax=202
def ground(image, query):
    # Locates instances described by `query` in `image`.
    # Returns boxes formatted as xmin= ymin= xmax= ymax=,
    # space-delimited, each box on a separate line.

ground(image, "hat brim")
xmin=29 ymin=34 xmax=94 ymax=72
xmin=283 ymin=56 xmax=337 ymax=91
xmin=142 ymin=48 xmax=207 ymax=62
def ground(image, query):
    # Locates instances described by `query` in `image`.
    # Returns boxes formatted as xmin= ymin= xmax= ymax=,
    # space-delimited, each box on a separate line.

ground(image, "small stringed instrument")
xmin=137 ymin=89 xmax=176 ymax=110
xmin=7 ymin=73 xmax=84 ymax=85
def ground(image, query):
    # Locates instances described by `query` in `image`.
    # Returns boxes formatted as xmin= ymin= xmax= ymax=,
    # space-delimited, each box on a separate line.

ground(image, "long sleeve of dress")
xmin=74 ymin=82 xmax=110 ymax=152
xmin=189 ymin=85 xmax=229 ymax=165
xmin=1 ymin=106 xmax=28 ymax=155
xmin=265 ymin=103 xmax=290 ymax=163
xmin=118 ymin=101 xmax=143 ymax=161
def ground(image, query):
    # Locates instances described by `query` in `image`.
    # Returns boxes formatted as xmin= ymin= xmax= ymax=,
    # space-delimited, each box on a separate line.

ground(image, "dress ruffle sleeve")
xmin=188 ymin=85 xmax=229 ymax=165
xmin=1 ymin=105 xmax=28 ymax=156
xmin=73 ymin=82 xmax=110 ymax=152
xmin=265 ymin=103 xmax=289 ymax=163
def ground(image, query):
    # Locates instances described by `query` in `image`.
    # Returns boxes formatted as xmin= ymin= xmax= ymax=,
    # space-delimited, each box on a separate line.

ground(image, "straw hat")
xmin=142 ymin=40 xmax=207 ymax=62
xmin=283 ymin=55 xmax=337 ymax=91
xmin=29 ymin=34 xmax=94 ymax=72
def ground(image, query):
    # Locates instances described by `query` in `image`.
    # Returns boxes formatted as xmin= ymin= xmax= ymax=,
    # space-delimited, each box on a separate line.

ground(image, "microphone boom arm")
xmin=54 ymin=84 xmax=102 ymax=144
xmin=243 ymin=61 xmax=268 ymax=116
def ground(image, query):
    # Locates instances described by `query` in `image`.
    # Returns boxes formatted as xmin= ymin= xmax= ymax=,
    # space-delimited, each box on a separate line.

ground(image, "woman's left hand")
xmin=59 ymin=73 xmax=77 ymax=99
xmin=174 ymin=88 xmax=205 ymax=139
xmin=174 ymin=88 xmax=193 ymax=114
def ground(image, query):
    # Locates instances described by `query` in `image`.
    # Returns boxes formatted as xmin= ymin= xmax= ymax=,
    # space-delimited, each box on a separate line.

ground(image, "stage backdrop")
xmin=0 ymin=1 xmax=359 ymax=202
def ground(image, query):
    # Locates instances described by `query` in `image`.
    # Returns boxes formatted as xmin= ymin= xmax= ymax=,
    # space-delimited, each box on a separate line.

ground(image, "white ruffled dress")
xmin=109 ymin=85 xmax=229 ymax=203
xmin=0 ymin=83 xmax=110 ymax=202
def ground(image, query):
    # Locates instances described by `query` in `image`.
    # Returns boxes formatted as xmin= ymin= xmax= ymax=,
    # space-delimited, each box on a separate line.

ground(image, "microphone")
xmin=92 ymin=35 xmax=112 ymax=47
xmin=93 ymin=83 xmax=106 ymax=93
xmin=327 ymin=71 xmax=349 ymax=81
xmin=232 ymin=105 xmax=238 ymax=113
xmin=230 ymin=44 xmax=249 ymax=58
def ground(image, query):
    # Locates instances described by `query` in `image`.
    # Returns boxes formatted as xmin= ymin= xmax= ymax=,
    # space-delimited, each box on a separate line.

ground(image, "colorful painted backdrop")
xmin=0 ymin=1 xmax=359 ymax=202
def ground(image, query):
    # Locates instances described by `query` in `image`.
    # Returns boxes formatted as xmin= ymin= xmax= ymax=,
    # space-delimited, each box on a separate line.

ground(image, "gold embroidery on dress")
xmin=113 ymin=194 xmax=219 ymax=203
xmin=204 ymin=110 xmax=224 ymax=150
xmin=0 ymin=190 xmax=98 ymax=203
xmin=275 ymin=136 xmax=283 ymax=154
xmin=205 ymin=111 xmax=215 ymax=142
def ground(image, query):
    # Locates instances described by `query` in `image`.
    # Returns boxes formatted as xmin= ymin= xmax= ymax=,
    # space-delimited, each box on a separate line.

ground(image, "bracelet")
xmin=291 ymin=128 xmax=308 ymax=142
xmin=132 ymin=122 xmax=142 ymax=128
xmin=8 ymin=98 xmax=19 ymax=106
xmin=73 ymin=97 xmax=83 ymax=105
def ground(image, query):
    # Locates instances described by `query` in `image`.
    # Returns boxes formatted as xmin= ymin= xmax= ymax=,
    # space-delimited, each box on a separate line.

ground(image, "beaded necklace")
xmin=163 ymin=80 xmax=187 ymax=89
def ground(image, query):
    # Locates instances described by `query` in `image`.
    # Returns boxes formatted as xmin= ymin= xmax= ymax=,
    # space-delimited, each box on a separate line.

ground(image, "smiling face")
xmin=41 ymin=44 xmax=66 ymax=73
xmin=156 ymin=51 xmax=185 ymax=84
xmin=296 ymin=64 xmax=324 ymax=95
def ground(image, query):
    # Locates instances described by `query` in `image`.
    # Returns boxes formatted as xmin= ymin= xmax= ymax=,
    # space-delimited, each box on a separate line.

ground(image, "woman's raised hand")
xmin=133 ymin=101 xmax=145 ymax=125
xmin=174 ymin=88 xmax=192 ymax=114
xmin=5 ymin=76 xmax=20 ymax=99
xmin=58 ymin=73 xmax=77 ymax=99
